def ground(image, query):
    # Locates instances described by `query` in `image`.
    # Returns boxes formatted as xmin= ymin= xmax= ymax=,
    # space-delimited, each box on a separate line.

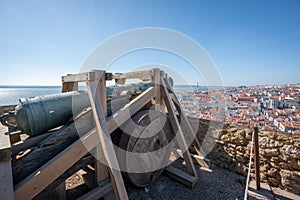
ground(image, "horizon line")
xmin=0 ymin=83 xmax=299 ymax=88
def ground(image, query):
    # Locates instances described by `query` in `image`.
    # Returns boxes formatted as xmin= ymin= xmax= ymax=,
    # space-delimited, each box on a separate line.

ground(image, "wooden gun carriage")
xmin=0 ymin=68 xmax=205 ymax=200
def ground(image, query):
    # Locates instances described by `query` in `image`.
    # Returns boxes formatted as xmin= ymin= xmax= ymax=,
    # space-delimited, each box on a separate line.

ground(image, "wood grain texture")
xmin=160 ymin=78 xmax=197 ymax=177
xmin=87 ymin=75 xmax=128 ymax=200
xmin=0 ymin=124 xmax=11 ymax=162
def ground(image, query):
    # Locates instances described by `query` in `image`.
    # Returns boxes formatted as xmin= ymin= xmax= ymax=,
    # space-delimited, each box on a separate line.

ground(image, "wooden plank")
xmin=62 ymin=71 xmax=112 ymax=83
xmin=0 ymin=160 xmax=14 ymax=199
xmin=166 ymin=81 xmax=204 ymax=157
xmin=175 ymin=149 xmax=211 ymax=169
xmin=61 ymin=82 xmax=78 ymax=93
xmin=0 ymin=129 xmax=11 ymax=162
xmin=0 ymin=124 xmax=14 ymax=199
xmin=95 ymin=145 xmax=109 ymax=184
xmin=87 ymin=77 xmax=128 ymax=200
xmin=160 ymin=78 xmax=197 ymax=177
xmin=151 ymin=68 xmax=161 ymax=111
xmin=94 ymin=70 xmax=109 ymax=183
xmin=112 ymin=69 xmax=152 ymax=80
xmin=62 ymin=71 xmax=95 ymax=83
xmin=77 ymin=179 xmax=113 ymax=200
xmin=14 ymin=128 xmax=98 ymax=200
xmin=164 ymin=166 xmax=198 ymax=188
xmin=248 ymin=180 xmax=274 ymax=200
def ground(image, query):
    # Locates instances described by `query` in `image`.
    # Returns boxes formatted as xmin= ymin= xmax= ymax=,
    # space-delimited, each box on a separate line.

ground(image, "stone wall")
xmin=188 ymin=117 xmax=300 ymax=195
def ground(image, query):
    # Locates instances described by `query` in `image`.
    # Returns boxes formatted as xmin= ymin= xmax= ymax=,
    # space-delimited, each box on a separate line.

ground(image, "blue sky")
xmin=0 ymin=0 xmax=299 ymax=86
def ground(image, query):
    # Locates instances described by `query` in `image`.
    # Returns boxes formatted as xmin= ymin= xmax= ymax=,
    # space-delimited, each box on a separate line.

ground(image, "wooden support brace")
xmin=112 ymin=69 xmax=152 ymax=81
xmin=174 ymin=149 xmax=211 ymax=169
xmin=151 ymin=68 xmax=161 ymax=111
xmin=165 ymin=79 xmax=204 ymax=157
xmin=62 ymin=71 xmax=95 ymax=83
xmin=95 ymin=145 xmax=109 ymax=184
xmin=93 ymin=71 xmax=109 ymax=184
xmin=87 ymin=71 xmax=128 ymax=200
xmin=160 ymin=78 xmax=197 ymax=177
xmin=61 ymin=82 xmax=78 ymax=93
xmin=14 ymin=128 xmax=98 ymax=200
xmin=0 ymin=125 xmax=14 ymax=200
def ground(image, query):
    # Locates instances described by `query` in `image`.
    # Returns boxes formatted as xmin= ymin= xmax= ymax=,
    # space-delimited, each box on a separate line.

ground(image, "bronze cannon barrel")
xmin=14 ymin=91 xmax=90 ymax=136
xmin=1 ymin=82 xmax=153 ymax=136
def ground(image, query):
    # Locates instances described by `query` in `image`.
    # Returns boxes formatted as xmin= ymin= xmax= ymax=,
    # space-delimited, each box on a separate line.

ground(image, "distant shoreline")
xmin=0 ymin=85 xmax=61 ymax=88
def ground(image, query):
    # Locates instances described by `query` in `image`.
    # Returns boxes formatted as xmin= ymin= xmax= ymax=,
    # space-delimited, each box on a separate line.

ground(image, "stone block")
xmin=236 ymin=154 xmax=246 ymax=163
xmin=280 ymin=170 xmax=300 ymax=195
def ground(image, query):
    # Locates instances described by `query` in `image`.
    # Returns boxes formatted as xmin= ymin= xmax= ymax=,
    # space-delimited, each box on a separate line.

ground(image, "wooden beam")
xmin=0 ymin=124 xmax=14 ymax=199
xmin=94 ymin=71 xmax=109 ymax=184
xmin=112 ymin=69 xmax=152 ymax=81
xmin=14 ymin=128 xmax=98 ymax=200
xmin=87 ymin=76 xmax=128 ymax=200
xmin=164 ymin=166 xmax=198 ymax=188
xmin=61 ymin=82 xmax=78 ymax=93
xmin=0 ymin=160 xmax=14 ymax=200
xmin=62 ymin=71 xmax=95 ymax=83
xmin=0 ymin=129 xmax=11 ymax=162
xmin=174 ymin=149 xmax=211 ymax=169
xmin=160 ymin=78 xmax=197 ymax=177
xmin=95 ymin=145 xmax=109 ymax=184
xmin=151 ymin=68 xmax=161 ymax=111
xmin=166 ymin=81 xmax=204 ymax=157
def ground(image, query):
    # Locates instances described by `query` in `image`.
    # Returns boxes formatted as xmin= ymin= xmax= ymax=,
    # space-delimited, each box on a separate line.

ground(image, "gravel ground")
xmin=66 ymin=159 xmax=300 ymax=200
xmin=66 ymin=159 xmax=247 ymax=200
xmin=125 ymin=162 xmax=246 ymax=200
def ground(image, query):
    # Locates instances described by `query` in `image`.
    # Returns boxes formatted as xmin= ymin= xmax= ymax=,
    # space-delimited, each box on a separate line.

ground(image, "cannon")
xmin=0 ymin=82 xmax=152 ymax=137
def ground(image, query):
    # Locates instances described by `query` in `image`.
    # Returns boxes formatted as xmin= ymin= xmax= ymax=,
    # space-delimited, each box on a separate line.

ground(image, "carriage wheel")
xmin=118 ymin=110 xmax=173 ymax=187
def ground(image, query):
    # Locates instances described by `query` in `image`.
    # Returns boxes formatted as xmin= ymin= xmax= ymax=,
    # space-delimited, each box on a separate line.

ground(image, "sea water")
xmin=0 ymin=86 xmax=61 ymax=106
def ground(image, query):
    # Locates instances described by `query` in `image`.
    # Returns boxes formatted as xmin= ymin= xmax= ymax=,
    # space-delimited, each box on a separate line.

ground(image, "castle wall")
xmin=188 ymin=117 xmax=300 ymax=195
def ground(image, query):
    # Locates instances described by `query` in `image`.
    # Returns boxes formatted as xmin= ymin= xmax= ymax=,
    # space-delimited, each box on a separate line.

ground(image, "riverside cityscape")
xmin=1 ymin=83 xmax=300 ymax=136
xmin=177 ymin=83 xmax=300 ymax=135
xmin=1 ymin=1 xmax=300 ymax=199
